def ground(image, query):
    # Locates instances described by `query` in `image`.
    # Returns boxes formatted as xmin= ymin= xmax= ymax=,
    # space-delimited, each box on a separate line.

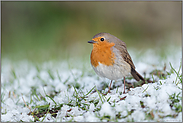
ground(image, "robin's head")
xmin=88 ymin=32 xmax=122 ymax=47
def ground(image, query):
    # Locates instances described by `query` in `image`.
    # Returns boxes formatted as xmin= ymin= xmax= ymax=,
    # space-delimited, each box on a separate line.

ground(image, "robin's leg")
xmin=101 ymin=80 xmax=113 ymax=95
xmin=108 ymin=80 xmax=113 ymax=93
xmin=123 ymin=77 xmax=126 ymax=94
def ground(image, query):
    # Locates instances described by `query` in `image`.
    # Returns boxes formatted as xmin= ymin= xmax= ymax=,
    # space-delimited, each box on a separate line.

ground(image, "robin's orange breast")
xmin=90 ymin=41 xmax=116 ymax=67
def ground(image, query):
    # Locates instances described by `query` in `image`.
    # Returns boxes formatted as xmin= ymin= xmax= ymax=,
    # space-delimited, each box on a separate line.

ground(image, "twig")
xmin=21 ymin=94 xmax=31 ymax=112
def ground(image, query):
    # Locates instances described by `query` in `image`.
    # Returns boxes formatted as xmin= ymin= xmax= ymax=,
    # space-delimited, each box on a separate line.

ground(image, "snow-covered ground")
xmin=1 ymin=47 xmax=182 ymax=122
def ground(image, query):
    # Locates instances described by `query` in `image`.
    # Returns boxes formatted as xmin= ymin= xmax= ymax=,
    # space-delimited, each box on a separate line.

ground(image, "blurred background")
xmin=1 ymin=1 xmax=181 ymax=63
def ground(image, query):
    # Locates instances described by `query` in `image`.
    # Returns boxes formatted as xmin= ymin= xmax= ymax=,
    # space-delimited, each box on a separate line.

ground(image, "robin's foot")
xmin=101 ymin=90 xmax=111 ymax=95
xmin=120 ymin=96 xmax=127 ymax=100
xmin=101 ymin=92 xmax=107 ymax=95
xmin=116 ymin=96 xmax=127 ymax=102
xmin=123 ymin=90 xmax=126 ymax=94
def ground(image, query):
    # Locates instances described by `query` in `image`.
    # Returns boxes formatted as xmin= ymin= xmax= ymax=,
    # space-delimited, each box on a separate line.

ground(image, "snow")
xmin=84 ymin=112 xmax=100 ymax=122
xmin=89 ymin=103 xmax=95 ymax=112
xmin=131 ymin=110 xmax=145 ymax=122
xmin=73 ymin=115 xmax=84 ymax=122
xmin=1 ymin=48 xmax=182 ymax=122
xmin=145 ymin=96 xmax=156 ymax=109
xmin=99 ymin=102 xmax=115 ymax=118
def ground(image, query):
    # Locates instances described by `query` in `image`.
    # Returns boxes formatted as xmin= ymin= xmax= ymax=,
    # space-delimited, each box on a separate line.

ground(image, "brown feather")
xmin=113 ymin=38 xmax=145 ymax=82
xmin=131 ymin=67 xmax=145 ymax=81
xmin=113 ymin=40 xmax=136 ymax=69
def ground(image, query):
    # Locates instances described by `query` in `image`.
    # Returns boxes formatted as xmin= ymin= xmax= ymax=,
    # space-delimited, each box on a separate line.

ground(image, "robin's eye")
xmin=100 ymin=38 xmax=104 ymax=41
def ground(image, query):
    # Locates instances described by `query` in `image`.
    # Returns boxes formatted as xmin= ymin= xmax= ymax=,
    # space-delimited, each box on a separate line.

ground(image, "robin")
xmin=88 ymin=32 xmax=145 ymax=94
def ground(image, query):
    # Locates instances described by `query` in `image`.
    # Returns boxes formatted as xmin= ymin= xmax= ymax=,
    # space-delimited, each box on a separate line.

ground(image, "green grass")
xmin=21 ymin=63 xmax=181 ymax=122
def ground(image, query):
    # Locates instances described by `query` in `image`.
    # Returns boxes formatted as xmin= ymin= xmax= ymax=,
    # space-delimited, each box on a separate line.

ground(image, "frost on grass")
xmin=1 ymin=48 xmax=182 ymax=122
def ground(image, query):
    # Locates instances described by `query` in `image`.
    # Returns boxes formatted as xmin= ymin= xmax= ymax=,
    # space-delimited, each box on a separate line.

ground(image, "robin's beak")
xmin=88 ymin=40 xmax=97 ymax=44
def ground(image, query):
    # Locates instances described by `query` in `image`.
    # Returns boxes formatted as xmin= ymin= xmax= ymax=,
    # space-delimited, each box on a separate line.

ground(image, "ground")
xmin=1 ymin=47 xmax=182 ymax=122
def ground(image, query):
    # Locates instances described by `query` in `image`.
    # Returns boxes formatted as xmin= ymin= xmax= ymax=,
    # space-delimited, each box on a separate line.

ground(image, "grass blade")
xmin=46 ymin=95 xmax=57 ymax=105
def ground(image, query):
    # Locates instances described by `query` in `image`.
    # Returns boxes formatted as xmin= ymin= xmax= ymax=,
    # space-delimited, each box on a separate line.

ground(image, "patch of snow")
xmin=131 ymin=110 xmax=145 ymax=122
xmin=73 ymin=116 xmax=84 ymax=122
xmin=99 ymin=102 xmax=115 ymax=119
xmin=84 ymin=112 xmax=100 ymax=122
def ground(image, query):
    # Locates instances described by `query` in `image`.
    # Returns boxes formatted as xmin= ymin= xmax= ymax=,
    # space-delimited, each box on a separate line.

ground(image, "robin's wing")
xmin=121 ymin=47 xmax=136 ymax=69
xmin=114 ymin=41 xmax=136 ymax=69
xmin=113 ymin=40 xmax=145 ymax=82
xmin=114 ymin=41 xmax=135 ymax=69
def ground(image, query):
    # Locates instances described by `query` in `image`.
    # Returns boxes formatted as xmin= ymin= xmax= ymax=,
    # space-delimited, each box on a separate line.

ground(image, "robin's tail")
xmin=131 ymin=67 xmax=145 ymax=82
